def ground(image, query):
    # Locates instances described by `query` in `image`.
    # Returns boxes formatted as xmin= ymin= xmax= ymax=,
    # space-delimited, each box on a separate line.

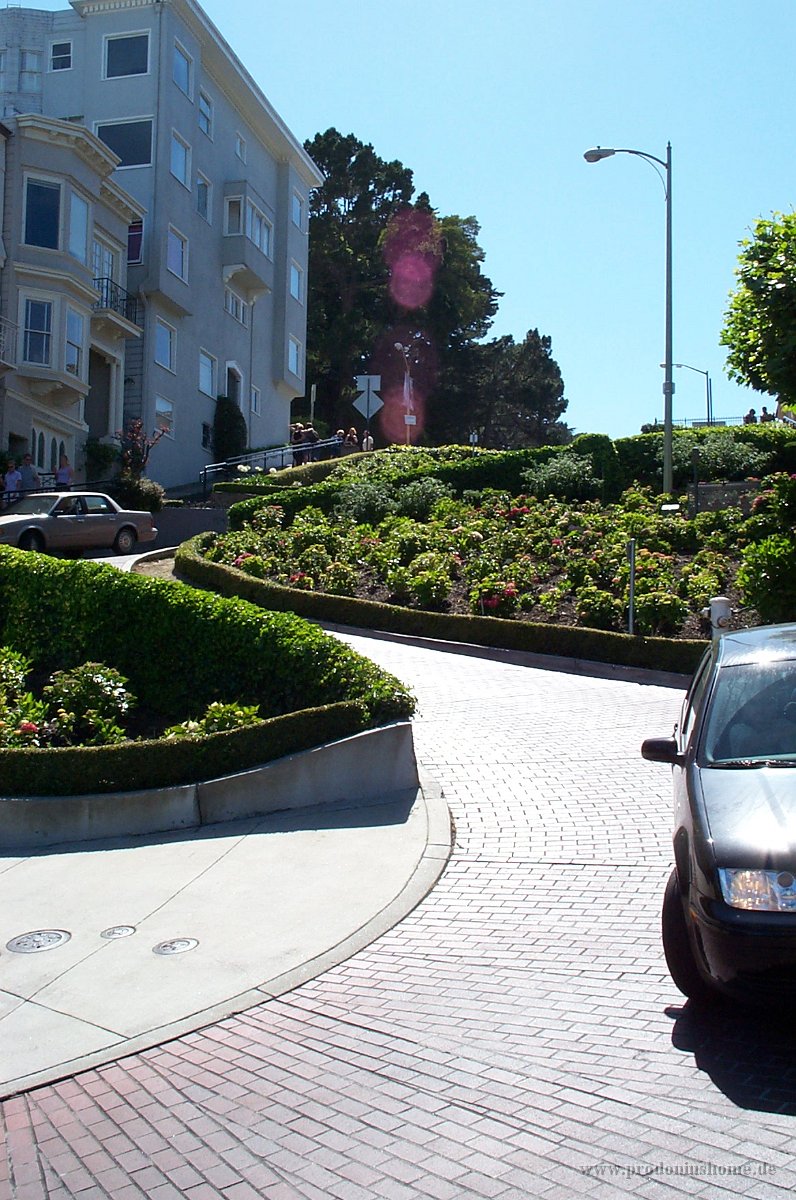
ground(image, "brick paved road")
xmin=3 ymin=635 xmax=796 ymax=1199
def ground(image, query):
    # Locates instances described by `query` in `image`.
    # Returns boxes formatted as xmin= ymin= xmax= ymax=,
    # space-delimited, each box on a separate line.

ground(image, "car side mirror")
xmin=641 ymin=736 xmax=680 ymax=764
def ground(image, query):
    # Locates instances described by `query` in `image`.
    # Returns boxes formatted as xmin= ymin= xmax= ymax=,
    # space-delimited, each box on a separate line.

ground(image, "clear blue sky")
xmin=33 ymin=0 xmax=796 ymax=437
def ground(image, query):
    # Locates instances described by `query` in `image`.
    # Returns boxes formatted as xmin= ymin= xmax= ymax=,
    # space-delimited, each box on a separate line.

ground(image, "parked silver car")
xmin=0 ymin=492 xmax=157 ymax=555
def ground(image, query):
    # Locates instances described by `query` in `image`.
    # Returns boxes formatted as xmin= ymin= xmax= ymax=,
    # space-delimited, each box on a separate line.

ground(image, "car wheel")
xmin=18 ymin=530 xmax=44 ymax=553
xmin=114 ymin=527 xmax=137 ymax=554
xmin=662 ymin=869 xmax=716 ymax=1004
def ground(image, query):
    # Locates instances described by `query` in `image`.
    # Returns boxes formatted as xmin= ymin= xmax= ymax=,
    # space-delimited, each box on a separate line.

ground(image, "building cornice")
xmin=13 ymin=262 xmax=100 ymax=308
xmin=15 ymin=113 xmax=120 ymax=178
xmin=99 ymin=177 xmax=146 ymax=226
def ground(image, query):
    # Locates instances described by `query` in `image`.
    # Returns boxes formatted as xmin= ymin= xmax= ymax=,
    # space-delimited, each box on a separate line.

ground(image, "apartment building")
xmin=0 ymin=0 xmax=322 ymax=489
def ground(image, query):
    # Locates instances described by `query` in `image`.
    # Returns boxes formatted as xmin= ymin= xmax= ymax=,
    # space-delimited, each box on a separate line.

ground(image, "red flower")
xmin=18 ymin=721 xmax=38 ymax=733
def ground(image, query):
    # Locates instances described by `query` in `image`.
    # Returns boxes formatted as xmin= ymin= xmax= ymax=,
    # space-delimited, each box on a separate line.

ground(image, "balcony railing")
xmin=92 ymin=277 xmax=140 ymax=326
xmin=0 ymin=316 xmax=18 ymax=366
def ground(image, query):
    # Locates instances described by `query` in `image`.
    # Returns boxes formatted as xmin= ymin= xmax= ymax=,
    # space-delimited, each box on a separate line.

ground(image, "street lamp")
xmin=394 ymin=342 xmax=416 ymax=445
xmin=584 ymin=143 xmax=674 ymax=493
xmin=672 ymin=362 xmax=712 ymax=425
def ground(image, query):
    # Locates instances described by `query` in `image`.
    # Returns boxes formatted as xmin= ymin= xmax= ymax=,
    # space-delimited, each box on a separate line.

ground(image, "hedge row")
xmin=0 ymin=546 xmax=413 ymax=727
xmin=219 ymin=429 xmax=796 ymax=529
xmin=176 ymin=536 xmax=705 ymax=676
xmin=0 ymin=701 xmax=367 ymax=796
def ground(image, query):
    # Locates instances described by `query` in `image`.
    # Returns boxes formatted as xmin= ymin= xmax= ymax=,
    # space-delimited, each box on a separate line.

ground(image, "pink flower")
xmin=18 ymin=721 xmax=38 ymax=733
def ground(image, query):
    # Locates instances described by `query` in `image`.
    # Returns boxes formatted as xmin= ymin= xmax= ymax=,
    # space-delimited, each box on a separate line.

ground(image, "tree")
xmin=721 ymin=211 xmax=796 ymax=408
xmin=304 ymin=129 xmax=414 ymax=431
xmin=468 ymin=330 xmax=572 ymax=448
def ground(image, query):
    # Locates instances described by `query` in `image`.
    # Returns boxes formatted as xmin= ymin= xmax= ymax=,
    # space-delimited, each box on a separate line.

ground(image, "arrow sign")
xmin=353 ymin=374 xmax=383 ymax=420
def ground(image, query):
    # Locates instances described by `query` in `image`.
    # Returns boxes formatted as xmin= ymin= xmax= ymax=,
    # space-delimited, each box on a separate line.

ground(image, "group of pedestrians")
xmin=289 ymin=423 xmax=374 ymax=466
xmin=1 ymin=452 xmax=72 ymax=506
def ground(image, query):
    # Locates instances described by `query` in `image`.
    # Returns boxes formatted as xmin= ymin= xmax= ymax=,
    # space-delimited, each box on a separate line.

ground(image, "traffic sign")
xmin=353 ymin=375 xmax=383 ymax=420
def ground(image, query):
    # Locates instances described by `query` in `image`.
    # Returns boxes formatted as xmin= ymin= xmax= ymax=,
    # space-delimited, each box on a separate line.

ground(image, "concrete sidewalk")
xmin=0 ymin=777 xmax=450 ymax=1099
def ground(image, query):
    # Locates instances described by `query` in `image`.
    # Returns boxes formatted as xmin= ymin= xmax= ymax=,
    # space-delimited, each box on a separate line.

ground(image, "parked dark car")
xmin=643 ymin=624 xmax=796 ymax=1004
xmin=0 ymin=491 xmax=157 ymax=555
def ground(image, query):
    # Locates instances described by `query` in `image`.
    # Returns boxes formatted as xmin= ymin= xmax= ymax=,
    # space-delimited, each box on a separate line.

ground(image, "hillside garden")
xmin=201 ymin=429 xmax=796 ymax=640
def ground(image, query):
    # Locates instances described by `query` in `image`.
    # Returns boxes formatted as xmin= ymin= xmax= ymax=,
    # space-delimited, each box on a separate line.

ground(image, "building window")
xmin=235 ymin=132 xmax=246 ymax=162
xmin=224 ymin=196 xmax=242 ymax=235
xmin=65 ymin=308 xmax=84 ymax=376
xmin=50 ymin=41 xmax=72 ymax=71
xmin=198 ymin=90 xmax=213 ymax=137
xmin=172 ymin=42 xmax=191 ymax=95
xmin=198 ymin=349 xmax=216 ymax=396
xmin=224 ymin=287 xmax=247 ymax=326
xmin=127 ymin=219 xmax=143 ymax=264
xmin=155 ymin=319 xmax=175 ymax=371
xmin=19 ymin=49 xmax=41 ymax=92
xmin=96 ymin=119 xmax=152 ymax=167
xmin=245 ymin=200 xmax=272 ymax=256
xmin=250 ymin=385 xmax=261 ymax=415
xmin=166 ymin=227 xmax=188 ymax=280
xmin=201 ymin=422 xmax=212 ymax=450
xmin=155 ymin=395 xmax=174 ymax=438
xmin=23 ymin=299 xmax=52 ymax=365
xmin=291 ymin=191 xmax=304 ymax=231
xmin=290 ymin=262 xmax=303 ymax=302
xmin=92 ymin=238 xmax=117 ymax=283
xmin=68 ymin=192 xmax=89 ymax=263
xmin=105 ymin=33 xmax=148 ymax=79
xmin=24 ymin=179 xmax=60 ymax=249
xmin=170 ymin=131 xmax=191 ymax=187
xmin=288 ymin=336 xmax=302 ymax=380
xmin=196 ymin=173 xmax=211 ymax=222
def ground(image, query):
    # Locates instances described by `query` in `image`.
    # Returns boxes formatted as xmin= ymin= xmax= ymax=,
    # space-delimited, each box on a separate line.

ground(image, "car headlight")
xmin=719 ymin=868 xmax=796 ymax=911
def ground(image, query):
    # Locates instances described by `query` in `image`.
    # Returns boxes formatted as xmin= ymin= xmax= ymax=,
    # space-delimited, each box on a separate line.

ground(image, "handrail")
xmin=200 ymin=437 xmax=358 ymax=499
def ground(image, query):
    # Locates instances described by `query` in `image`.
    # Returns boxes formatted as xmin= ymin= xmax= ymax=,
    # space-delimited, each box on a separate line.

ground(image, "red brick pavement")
xmin=3 ymin=637 xmax=796 ymax=1199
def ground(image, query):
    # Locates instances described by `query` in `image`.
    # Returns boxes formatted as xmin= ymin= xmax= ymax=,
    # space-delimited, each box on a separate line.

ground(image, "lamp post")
xmin=584 ymin=143 xmax=674 ymax=493
xmin=394 ymin=341 xmax=415 ymax=445
xmin=673 ymin=362 xmax=712 ymax=424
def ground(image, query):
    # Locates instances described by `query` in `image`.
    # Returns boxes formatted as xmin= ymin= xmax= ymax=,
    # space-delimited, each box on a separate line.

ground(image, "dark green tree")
xmin=468 ymin=330 xmax=571 ymax=448
xmin=721 ymin=211 xmax=796 ymax=410
xmin=304 ymin=129 xmax=414 ymax=430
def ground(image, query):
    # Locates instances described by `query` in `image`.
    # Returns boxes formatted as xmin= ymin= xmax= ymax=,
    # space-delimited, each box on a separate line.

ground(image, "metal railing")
xmin=92 ymin=277 xmax=141 ymax=325
xmin=200 ymin=437 xmax=359 ymax=499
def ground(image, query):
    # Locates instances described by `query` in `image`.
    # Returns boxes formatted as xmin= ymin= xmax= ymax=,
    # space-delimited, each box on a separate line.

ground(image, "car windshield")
xmin=701 ymin=658 xmax=796 ymax=764
xmin=3 ymin=494 xmax=58 ymax=515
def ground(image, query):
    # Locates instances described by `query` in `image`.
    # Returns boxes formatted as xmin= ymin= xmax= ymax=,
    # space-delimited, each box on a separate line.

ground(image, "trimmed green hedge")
xmin=0 ymin=547 xmax=414 ymax=795
xmin=177 ymin=536 xmax=705 ymax=676
xmin=0 ymin=701 xmax=368 ymax=796
xmin=0 ymin=547 xmax=413 ymax=725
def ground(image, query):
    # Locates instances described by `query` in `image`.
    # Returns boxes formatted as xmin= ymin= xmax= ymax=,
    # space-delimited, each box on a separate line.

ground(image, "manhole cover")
xmin=6 ymin=929 xmax=71 ymax=954
xmin=152 ymin=938 xmax=198 ymax=956
xmin=100 ymin=926 xmax=136 ymax=940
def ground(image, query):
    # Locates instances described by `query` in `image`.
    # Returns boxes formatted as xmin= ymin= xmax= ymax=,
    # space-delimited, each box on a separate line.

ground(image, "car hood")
xmin=699 ymin=765 xmax=796 ymax=870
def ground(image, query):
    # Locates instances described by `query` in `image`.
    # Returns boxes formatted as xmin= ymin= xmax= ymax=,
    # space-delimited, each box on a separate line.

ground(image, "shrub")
xmin=165 ymin=700 xmax=262 ymax=737
xmin=213 ymin=394 xmax=247 ymax=462
xmin=575 ymin=586 xmax=623 ymax=631
xmin=633 ymin=590 xmax=690 ymax=636
xmin=393 ymin=476 xmax=453 ymax=521
xmin=44 ymin=662 xmax=135 ymax=746
xmin=335 ymin=480 xmax=397 ymax=525
xmin=738 ymin=533 xmax=796 ymax=623
xmin=110 ymin=473 xmax=165 ymax=513
xmin=522 ymin=452 xmax=602 ymax=501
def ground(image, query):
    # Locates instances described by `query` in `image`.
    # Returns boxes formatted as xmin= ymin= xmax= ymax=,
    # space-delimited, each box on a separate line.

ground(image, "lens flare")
xmin=383 ymin=207 xmax=442 ymax=311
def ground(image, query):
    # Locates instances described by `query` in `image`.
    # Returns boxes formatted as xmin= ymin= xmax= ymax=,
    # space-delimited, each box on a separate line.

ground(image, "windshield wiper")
xmin=711 ymin=758 xmax=796 ymax=769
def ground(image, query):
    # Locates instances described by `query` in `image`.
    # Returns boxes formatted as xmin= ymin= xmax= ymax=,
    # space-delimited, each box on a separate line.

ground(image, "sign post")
xmin=353 ymin=375 xmax=383 ymax=436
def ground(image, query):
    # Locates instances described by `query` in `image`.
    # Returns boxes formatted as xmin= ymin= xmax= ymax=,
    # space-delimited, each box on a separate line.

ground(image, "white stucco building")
xmin=0 ymin=0 xmax=322 ymax=488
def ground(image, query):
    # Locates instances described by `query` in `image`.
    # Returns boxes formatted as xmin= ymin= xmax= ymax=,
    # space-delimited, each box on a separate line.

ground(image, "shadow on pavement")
xmin=669 ymin=1001 xmax=796 ymax=1114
